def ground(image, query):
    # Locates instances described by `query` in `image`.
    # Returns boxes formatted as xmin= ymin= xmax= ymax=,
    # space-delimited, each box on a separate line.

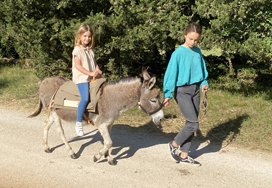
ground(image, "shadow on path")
xmin=50 ymin=121 xmax=175 ymax=161
xmin=190 ymin=114 xmax=249 ymax=158
xmin=50 ymin=129 xmax=101 ymax=156
xmin=50 ymin=114 xmax=248 ymax=163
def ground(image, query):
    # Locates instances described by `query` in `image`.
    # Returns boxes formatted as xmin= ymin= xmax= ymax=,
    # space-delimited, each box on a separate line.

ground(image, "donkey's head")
xmin=138 ymin=68 xmax=164 ymax=125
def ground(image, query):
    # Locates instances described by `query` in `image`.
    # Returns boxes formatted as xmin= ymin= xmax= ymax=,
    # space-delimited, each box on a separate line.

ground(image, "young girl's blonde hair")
xmin=74 ymin=24 xmax=95 ymax=49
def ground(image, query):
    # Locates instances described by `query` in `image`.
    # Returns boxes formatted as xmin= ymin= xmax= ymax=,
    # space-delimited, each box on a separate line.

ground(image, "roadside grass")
xmin=1 ymin=65 xmax=271 ymax=153
xmin=117 ymin=89 xmax=272 ymax=153
xmin=0 ymin=65 xmax=41 ymax=113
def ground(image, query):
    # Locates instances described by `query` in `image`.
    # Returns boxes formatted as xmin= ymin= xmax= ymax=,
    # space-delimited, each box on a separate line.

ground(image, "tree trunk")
xmin=227 ymin=57 xmax=234 ymax=78
xmin=225 ymin=51 xmax=235 ymax=78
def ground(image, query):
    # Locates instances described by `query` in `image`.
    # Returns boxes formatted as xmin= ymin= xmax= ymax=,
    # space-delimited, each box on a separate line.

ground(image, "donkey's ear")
xmin=142 ymin=67 xmax=151 ymax=81
xmin=147 ymin=77 xmax=156 ymax=89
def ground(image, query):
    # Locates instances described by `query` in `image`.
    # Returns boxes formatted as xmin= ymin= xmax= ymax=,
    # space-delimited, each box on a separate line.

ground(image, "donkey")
xmin=28 ymin=68 xmax=164 ymax=165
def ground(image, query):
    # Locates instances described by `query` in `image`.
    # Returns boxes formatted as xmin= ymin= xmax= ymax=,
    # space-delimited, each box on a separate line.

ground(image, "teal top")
xmin=163 ymin=45 xmax=208 ymax=99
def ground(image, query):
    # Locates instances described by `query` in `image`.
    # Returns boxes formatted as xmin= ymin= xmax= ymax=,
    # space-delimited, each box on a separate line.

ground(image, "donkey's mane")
xmin=108 ymin=76 xmax=141 ymax=86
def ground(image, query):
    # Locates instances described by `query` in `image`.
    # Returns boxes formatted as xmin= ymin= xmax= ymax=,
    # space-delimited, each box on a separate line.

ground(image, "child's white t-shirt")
xmin=72 ymin=46 xmax=96 ymax=84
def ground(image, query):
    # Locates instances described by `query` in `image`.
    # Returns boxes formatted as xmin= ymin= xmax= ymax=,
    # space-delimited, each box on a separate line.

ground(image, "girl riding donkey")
xmin=72 ymin=24 xmax=102 ymax=136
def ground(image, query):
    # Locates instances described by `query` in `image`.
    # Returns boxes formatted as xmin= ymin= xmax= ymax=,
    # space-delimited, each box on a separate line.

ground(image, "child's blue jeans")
xmin=76 ymin=82 xmax=89 ymax=122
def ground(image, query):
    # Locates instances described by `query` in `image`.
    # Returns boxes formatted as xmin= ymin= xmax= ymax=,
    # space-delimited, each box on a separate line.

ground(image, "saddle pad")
xmin=51 ymin=78 xmax=106 ymax=112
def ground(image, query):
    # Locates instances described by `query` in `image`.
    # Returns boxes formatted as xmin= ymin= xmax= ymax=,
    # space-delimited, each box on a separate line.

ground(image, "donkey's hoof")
xmin=94 ymin=153 xmax=102 ymax=162
xmin=108 ymin=159 xmax=117 ymax=165
xmin=93 ymin=155 xmax=98 ymax=162
xmin=45 ymin=148 xmax=52 ymax=153
xmin=104 ymin=152 xmax=109 ymax=158
xmin=70 ymin=154 xmax=78 ymax=159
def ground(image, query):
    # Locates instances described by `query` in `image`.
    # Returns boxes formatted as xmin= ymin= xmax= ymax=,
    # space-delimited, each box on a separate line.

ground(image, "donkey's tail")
xmin=27 ymin=99 xmax=43 ymax=118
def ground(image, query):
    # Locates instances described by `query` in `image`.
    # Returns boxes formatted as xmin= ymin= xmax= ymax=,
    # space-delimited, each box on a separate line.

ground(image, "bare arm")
xmin=95 ymin=61 xmax=102 ymax=75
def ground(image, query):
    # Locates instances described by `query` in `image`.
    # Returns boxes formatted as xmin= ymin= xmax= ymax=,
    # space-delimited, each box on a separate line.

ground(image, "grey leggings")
xmin=173 ymin=83 xmax=200 ymax=153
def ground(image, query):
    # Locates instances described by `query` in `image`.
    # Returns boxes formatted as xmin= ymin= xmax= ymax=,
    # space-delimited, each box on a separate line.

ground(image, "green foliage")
xmin=0 ymin=0 xmax=202 ymax=80
xmin=101 ymin=0 xmax=197 ymax=80
xmin=0 ymin=0 xmax=271 ymax=83
xmin=196 ymin=0 xmax=272 ymax=74
xmin=0 ymin=0 xmax=112 ymax=80
xmin=0 ymin=58 xmax=16 ymax=66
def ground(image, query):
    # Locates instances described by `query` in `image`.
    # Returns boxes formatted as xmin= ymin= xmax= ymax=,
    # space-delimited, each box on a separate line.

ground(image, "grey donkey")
xmin=28 ymin=68 xmax=164 ymax=165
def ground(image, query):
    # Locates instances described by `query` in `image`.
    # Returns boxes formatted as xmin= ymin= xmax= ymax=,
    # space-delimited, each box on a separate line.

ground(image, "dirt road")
xmin=0 ymin=107 xmax=272 ymax=188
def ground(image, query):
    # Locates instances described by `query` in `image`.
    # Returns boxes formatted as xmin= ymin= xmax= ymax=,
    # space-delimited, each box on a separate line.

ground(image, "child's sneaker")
xmin=75 ymin=122 xmax=84 ymax=136
xmin=168 ymin=142 xmax=181 ymax=163
xmin=180 ymin=156 xmax=201 ymax=166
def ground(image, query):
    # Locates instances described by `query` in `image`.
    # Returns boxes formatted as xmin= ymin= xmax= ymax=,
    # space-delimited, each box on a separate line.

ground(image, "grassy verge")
xmin=1 ymin=65 xmax=272 ymax=153
xmin=0 ymin=65 xmax=41 ymax=113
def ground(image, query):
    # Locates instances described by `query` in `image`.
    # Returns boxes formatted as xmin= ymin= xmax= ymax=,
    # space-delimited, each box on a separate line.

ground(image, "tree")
xmin=100 ymin=0 xmax=199 ymax=80
xmin=196 ymin=0 xmax=272 ymax=76
xmin=1 ymin=0 xmax=271 ymax=82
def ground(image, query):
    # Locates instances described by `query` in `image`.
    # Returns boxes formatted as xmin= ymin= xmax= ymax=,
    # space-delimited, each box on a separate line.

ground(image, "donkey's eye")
xmin=150 ymin=99 xmax=157 ymax=103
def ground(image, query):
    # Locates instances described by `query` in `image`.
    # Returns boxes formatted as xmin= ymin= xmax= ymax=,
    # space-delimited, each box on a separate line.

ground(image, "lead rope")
xmin=183 ymin=91 xmax=208 ymax=123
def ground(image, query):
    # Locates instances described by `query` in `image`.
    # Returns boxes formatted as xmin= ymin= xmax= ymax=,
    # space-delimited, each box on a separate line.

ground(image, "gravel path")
xmin=0 ymin=107 xmax=272 ymax=188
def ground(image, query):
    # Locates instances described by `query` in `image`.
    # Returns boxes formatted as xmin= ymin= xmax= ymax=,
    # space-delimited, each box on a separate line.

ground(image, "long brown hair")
xmin=74 ymin=24 xmax=95 ymax=49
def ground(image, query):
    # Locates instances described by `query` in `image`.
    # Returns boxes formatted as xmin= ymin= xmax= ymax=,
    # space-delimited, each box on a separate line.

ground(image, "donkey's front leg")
xmin=94 ymin=123 xmax=116 ymax=165
xmin=51 ymin=111 xmax=77 ymax=159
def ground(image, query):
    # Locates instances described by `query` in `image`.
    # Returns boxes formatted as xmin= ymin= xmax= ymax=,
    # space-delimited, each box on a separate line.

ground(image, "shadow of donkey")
xmin=50 ymin=120 xmax=175 ymax=163
xmin=50 ymin=114 xmax=249 ymax=163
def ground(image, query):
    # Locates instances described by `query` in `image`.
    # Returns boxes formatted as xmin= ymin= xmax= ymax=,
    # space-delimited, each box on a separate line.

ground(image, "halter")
xmin=137 ymin=83 xmax=163 ymax=116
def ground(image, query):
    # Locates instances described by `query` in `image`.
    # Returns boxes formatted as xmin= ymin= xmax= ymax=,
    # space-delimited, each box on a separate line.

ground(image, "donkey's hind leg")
xmin=51 ymin=111 xmax=77 ymax=159
xmin=43 ymin=114 xmax=54 ymax=153
xmin=94 ymin=123 xmax=116 ymax=165
xmin=104 ymin=124 xmax=114 ymax=161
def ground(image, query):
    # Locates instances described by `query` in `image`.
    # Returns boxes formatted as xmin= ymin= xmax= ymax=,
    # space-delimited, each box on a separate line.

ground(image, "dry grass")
xmin=0 ymin=66 xmax=40 ymax=112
